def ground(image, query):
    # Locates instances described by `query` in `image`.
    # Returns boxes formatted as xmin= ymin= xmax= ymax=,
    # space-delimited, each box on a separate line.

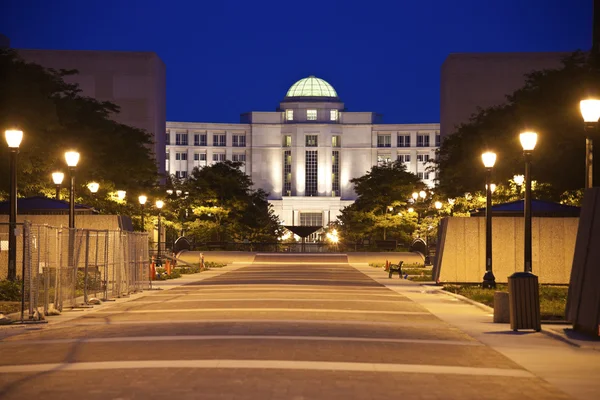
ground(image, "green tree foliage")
xmin=178 ymin=161 xmax=281 ymax=243
xmin=436 ymin=51 xmax=600 ymax=200
xmin=0 ymin=48 xmax=158 ymax=198
xmin=337 ymin=161 xmax=424 ymax=245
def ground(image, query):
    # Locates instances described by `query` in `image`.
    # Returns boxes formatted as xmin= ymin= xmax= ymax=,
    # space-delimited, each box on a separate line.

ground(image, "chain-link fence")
xmin=0 ymin=221 xmax=150 ymax=322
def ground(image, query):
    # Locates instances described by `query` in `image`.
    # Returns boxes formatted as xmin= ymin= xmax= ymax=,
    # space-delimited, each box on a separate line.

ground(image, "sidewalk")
xmin=353 ymin=263 xmax=600 ymax=400
xmin=0 ymin=263 xmax=248 ymax=340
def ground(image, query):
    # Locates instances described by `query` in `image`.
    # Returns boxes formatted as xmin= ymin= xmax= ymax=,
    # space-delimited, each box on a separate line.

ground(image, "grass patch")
xmin=442 ymin=284 xmax=568 ymax=321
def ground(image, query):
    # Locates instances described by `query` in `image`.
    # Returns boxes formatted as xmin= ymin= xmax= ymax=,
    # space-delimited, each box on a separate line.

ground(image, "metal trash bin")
xmin=508 ymin=272 xmax=541 ymax=332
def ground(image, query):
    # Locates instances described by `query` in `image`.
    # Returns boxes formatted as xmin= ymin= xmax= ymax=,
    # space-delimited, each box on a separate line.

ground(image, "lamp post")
xmin=64 ymin=151 xmax=80 ymax=229
xmin=5 ymin=129 xmax=23 ymax=281
xmin=482 ymin=151 xmax=497 ymax=289
xmin=580 ymin=99 xmax=600 ymax=188
xmin=520 ymin=132 xmax=538 ymax=273
xmin=52 ymin=172 xmax=64 ymax=200
xmin=156 ymin=200 xmax=164 ymax=260
xmin=139 ymin=195 xmax=147 ymax=231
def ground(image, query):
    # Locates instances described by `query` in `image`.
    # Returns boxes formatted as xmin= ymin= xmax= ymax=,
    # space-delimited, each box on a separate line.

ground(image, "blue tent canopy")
xmin=0 ymin=196 xmax=96 ymax=215
xmin=471 ymin=199 xmax=580 ymax=217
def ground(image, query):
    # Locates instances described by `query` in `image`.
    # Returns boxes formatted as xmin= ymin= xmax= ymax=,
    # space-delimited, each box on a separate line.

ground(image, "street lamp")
xmin=434 ymin=201 xmax=442 ymax=211
xmin=580 ymin=99 xmax=600 ymax=188
xmin=520 ymin=131 xmax=538 ymax=273
xmin=412 ymin=192 xmax=419 ymax=201
xmin=481 ymin=151 xmax=497 ymax=289
xmin=5 ymin=129 xmax=23 ymax=281
xmin=87 ymin=182 xmax=99 ymax=194
xmin=138 ymin=195 xmax=147 ymax=231
xmin=52 ymin=172 xmax=64 ymax=200
xmin=419 ymin=190 xmax=427 ymax=200
xmin=64 ymin=151 xmax=80 ymax=229
xmin=117 ymin=190 xmax=126 ymax=201
xmin=156 ymin=200 xmax=164 ymax=260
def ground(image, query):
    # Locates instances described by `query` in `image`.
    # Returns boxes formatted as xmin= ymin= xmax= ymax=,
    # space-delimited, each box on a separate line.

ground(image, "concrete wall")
xmin=434 ymin=216 xmax=578 ymax=284
xmin=17 ymin=48 xmax=167 ymax=177
xmin=440 ymin=52 xmax=567 ymax=138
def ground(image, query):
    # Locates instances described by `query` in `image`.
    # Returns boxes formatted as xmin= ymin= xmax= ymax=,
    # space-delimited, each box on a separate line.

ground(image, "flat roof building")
xmin=167 ymin=76 xmax=439 ymax=226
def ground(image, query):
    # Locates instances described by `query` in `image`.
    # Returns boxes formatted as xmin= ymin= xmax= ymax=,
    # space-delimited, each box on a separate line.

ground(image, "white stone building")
xmin=166 ymin=76 xmax=439 ymax=226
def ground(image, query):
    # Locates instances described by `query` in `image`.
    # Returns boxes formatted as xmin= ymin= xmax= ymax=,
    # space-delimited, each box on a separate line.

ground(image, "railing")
xmin=0 ymin=222 xmax=150 ymax=323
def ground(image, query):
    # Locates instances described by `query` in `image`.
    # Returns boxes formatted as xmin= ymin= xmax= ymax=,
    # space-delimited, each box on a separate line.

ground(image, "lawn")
xmin=443 ymin=284 xmax=568 ymax=321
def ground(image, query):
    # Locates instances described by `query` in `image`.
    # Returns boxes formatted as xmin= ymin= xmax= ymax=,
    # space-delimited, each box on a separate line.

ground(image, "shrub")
xmin=0 ymin=280 xmax=21 ymax=301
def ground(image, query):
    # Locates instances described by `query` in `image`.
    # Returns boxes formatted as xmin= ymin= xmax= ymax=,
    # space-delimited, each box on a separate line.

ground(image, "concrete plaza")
xmin=0 ymin=255 xmax=598 ymax=399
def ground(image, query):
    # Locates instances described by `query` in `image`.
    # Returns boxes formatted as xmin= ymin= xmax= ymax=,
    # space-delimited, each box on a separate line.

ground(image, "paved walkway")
xmin=0 ymin=257 xmax=598 ymax=399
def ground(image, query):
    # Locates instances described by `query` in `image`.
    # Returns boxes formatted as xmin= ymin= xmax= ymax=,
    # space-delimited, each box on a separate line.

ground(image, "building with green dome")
xmin=166 ymin=75 xmax=439 ymax=227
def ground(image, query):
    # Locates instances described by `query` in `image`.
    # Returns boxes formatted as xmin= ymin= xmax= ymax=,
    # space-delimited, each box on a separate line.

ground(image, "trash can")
xmin=508 ymin=272 xmax=541 ymax=332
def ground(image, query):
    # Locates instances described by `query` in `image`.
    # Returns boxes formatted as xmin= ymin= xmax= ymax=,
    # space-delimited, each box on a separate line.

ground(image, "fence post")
xmin=83 ymin=230 xmax=90 ymax=305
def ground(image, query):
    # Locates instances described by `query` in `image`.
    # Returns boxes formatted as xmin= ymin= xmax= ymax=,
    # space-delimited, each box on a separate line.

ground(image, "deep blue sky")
xmin=1 ymin=0 xmax=593 ymax=124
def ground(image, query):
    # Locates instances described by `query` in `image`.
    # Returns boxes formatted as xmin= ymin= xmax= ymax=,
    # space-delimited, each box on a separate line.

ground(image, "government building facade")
xmin=166 ymin=76 xmax=439 ymax=226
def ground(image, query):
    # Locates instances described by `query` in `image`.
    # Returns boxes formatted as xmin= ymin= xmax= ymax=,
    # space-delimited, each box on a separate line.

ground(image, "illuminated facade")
xmin=166 ymin=76 xmax=439 ymax=226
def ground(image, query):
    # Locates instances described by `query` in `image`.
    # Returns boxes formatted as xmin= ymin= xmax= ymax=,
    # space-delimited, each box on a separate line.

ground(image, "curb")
xmin=426 ymin=286 xmax=494 ymax=313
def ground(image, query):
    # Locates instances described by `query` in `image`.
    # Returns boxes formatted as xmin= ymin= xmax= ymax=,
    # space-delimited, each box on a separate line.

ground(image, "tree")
xmin=436 ymin=51 xmax=600 ymax=201
xmin=337 ymin=160 xmax=424 ymax=246
xmin=180 ymin=161 xmax=281 ymax=243
xmin=0 ymin=49 xmax=158 ymax=199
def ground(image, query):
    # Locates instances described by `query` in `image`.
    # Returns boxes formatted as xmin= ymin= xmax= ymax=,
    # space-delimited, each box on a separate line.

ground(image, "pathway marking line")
xmin=0 ymin=335 xmax=481 ymax=347
xmin=91 ymin=308 xmax=430 ymax=315
xmin=0 ymin=359 xmax=534 ymax=378
xmin=125 ymin=298 xmax=412 ymax=304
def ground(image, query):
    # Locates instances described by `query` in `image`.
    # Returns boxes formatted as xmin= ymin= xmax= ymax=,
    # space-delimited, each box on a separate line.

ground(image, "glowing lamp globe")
xmin=580 ymin=99 xmax=600 ymax=123
xmin=5 ymin=129 xmax=23 ymax=148
xmin=87 ymin=182 xmax=100 ymax=193
xmin=520 ymin=132 xmax=538 ymax=151
xmin=481 ymin=152 xmax=497 ymax=168
xmin=435 ymin=201 xmax=442 ymax=210
xmin=52 ymin=172 xmax=64 ymax=185
xmin=65 ymin=151 xmax=80 ymax=167
xmin=156 ymin=200 xmax=164 ymax=209
xmin=513 ymin=175 xmax=525 ymax=186
xmin=116 ymin=190 xmax=126 ymax=200
xmin=138 ymin=195 xmax=148 ymax=205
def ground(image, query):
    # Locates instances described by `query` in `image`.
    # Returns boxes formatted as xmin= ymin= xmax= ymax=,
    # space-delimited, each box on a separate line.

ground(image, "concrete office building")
xmin=167 ymin=76 xmax=439 ymax=226
xmin=14 ymin=45 xmax=166 ymax=176
xmin=440 ymin=52 xmax=568 ymax=138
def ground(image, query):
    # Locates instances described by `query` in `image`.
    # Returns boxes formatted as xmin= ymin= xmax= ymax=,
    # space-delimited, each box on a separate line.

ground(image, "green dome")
xmin=286 ymin=76 xmax=338 ymax=98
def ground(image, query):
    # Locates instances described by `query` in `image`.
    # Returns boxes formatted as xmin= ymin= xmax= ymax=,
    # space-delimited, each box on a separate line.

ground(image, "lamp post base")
xmin=482 ymin=271 xmax=496 ymax=289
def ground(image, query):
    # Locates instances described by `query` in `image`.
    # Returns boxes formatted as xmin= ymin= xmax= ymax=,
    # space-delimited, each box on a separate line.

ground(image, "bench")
xmin=388 ymin=261 xmax=404 ymax=279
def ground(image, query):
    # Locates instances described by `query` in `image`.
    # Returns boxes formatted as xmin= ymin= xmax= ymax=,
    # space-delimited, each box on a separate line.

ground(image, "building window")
xmin=283 ymin=150 xmax=292 ymax=196
xmin=435 ymin=133 xmax=441 ymax=147
xmin=417 ymin=154 xmax=430 ymax=163
xmin=332 ymin=150 xmax=340 ymax=196
xmin=232 ymin=153 xmax=246 ymax=162
xmin=212 ymin=153 xmax=226 ymax=162
xmin=398 ymin=134 xmax=411 ymax=147
xmin=283 ymin=135 xmax=292 ymax=147
xmin=165 ymin=132 xmax=170 ymax=145
xmin=305 ymin=150 xmax=318 ymax=196
xmin=424 ymin=172 xmax=430 ymax=180
xmin=417 ymin=172 xmax=424 ymax=179
xmin=330 ymin=110 xmax=338 ymax=121
xmin=175 ymin=133 xmax=188 ymax=146
xmin=213 ymin=134 xmax=226 ymax=147
xmin=377 ymin=153 xmax=391 ymax=166
xmin=377 ymin=134 xmax=391 ymax=148
xmin=307 ymin=109 xmax=317 ymax=121
xmin=175 ymin=171 xmax=188 ymax=179
xmin=332 ymin=135 xmax=340 ymax=147
xmin=286 ymin=110 xmax=294 ymax=121
xmin=397 ymin=154 xmax=410 ymax=163
xmin=306 ymin=135 xmax=318 ymax=147
xmin=199 ymin=153 xmax=207 ymax=161
xmin=300 ymin=212 xmax=323 ymax=226
xmin=417 ymin=134 xmax=430 ymax=147
xmin=194 ymin=134 xmax=207 ymax=146
xmin=175 ymin=152 xmax=188 ymax=161
xmin=194 ymin=153 xmax=199 ymax=161
xmin=232 ymin=134 xmax=246 ymax=147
